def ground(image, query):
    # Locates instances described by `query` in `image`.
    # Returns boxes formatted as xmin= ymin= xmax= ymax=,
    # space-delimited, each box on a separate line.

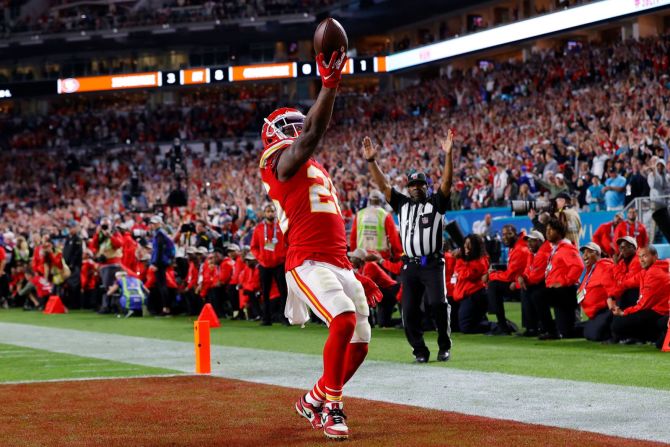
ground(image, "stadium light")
xmin=384 ymin=0 xmax=670 ymax=72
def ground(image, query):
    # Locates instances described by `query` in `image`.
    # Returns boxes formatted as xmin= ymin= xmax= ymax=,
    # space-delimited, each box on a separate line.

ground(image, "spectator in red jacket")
xmin=348 ymin=248 xmax=398 ymax=328
xmin=577 ymin=243 xmax=616 ymax=341
xmin=239 ymin=251 xmax=261 ymax=320
xmin=217 ymin=246 xmax=236 ymax=318
xmin=610 ymin=236 xmax=642 ymax=309
xmin=485 ymin=224 xmax=531 ymax=335
xmin=349 ymin=190 xmax=403 ymax=260
xmin=250 ymin=203 xmax=288 ymax=326
xmin=611 ymin=245 xmax=670 ymax=345
xmin=225 ymin=243 xmax=245 ymax=319
xmin=182 ymin=246 xmax=202 ymax=316
xmin=592 ymin=213 xmax=623 ymax=257
xmin=197 ymin=252 xmax=218 ymax=307
xmin=19 ymin=268 xmax=52 ymax=310
xmin=80 ymin=249 xmax=98 ymax=309
xmin=515 ymin=230 xmax=551 ymax=337
xmin=535 ymin=217 xmax=584 ymax=340
xmin=119 ymin=223 xmax=139 ymax=273
xmin=613 ymin=208 xmax=648 ymax=252
xmin=452 ymin=234 xmax=490 ymax=334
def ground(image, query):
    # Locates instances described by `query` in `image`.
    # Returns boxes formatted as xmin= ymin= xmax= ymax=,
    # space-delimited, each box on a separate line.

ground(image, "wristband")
xmin=366 ymin=157 xmax=376 ymax=163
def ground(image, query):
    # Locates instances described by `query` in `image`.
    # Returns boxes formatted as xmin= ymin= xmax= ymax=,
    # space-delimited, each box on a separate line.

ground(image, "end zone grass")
xmin=1 ymin=376 xmax=665 ymax=447
xmin=1 ymin=303 xmax=669 ymax=390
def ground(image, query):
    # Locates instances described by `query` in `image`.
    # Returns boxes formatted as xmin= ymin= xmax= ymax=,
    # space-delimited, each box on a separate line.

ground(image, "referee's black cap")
xmin=407 ymin=172 xmax=428 ymax=186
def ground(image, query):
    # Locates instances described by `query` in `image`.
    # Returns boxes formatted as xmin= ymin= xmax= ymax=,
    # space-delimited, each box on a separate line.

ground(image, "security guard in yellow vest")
xmin=349 ymin=190 xmax=402 ymax=260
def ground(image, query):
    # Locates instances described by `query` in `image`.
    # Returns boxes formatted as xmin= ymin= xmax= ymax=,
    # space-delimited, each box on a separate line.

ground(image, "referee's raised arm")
xmin=438 ymin=129 xmax=455 ymax=199
xmin=362 ymin=136 xmax=392 ymax=203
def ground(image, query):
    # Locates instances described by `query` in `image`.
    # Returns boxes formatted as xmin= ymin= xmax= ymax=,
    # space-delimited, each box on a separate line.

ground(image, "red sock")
xmin=322 ymin=312 xmax=356 ymax=403
xmin=343 ymin=343 xmax=369 ymax=385
xmin=307 ymin=378 xmax=326 ymax=405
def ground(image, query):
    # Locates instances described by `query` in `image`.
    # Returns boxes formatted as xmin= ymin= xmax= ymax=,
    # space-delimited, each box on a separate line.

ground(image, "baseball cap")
xmin=186 ymin=246 xmax=197 ymax=255
xmin=580 ymin=242 xmax=602 ymax=255
xmin=119 ymin=221 xmax=133 ymax=231
xmin=196 ymin=247 xmax=209 ymax=255
xmin=114 ymin=271 xmax=128 ymax=279
xmin=369 ymin=190 xmax=384 ymax=202
xmin=524 ymin=230 xmax=545 ymax=242
xmin=554 ymin=192 xmax=571 ymax=201
xmin=244 ymin=252 xmax=256 ymax=261
xmin=150 ymin=215 xmax=163 ymax=225
xmin=616 ymin=236 xmax=638 ymax=249
xmin=347 ymin=248 xmax=368 ymax=260
xmin=226 ymin=243 xmax=241 ymax=252
xmin=407 ymin=172 xmax=427 ymax=186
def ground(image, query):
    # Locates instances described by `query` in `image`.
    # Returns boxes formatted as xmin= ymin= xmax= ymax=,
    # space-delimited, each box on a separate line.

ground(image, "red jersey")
xmin=260 ymin=153 xmax=350 ymax=272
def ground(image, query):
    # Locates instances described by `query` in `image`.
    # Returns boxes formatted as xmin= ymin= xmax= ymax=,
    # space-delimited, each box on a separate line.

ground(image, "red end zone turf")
xmin=0 ymin=376 xmax=664 ymax=447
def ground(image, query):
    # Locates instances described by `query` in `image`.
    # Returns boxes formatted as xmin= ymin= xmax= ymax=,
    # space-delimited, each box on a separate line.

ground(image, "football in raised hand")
xmin=313 ymin=18 xmax=348 ymax=60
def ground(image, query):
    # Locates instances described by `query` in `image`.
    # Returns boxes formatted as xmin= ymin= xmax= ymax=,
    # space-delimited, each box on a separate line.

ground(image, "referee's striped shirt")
xmin=389 ymin=187 xmax=451 ymax=258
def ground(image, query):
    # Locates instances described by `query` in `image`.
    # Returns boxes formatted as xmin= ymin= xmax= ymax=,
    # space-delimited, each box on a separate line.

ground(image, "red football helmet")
xmin=261 ymin=107 xmax=306 ymax=149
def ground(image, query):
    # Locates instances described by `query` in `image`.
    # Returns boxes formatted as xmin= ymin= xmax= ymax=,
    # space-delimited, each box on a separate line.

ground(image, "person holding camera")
xmin=553 ymin=192 xmax=581 ymax=246
xmin=90 ymin=219 xmax=124 ymax=314
xmin=365 ymin=130 xmax=454 ymax=363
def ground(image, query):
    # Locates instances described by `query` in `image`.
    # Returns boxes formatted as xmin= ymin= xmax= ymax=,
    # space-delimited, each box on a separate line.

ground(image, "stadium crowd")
xmin=4 ymin=34 xmax=670 ymax=211
xmin=0 ymin=33 xmax=669 ymax=348
xmin=1 ymin=0 xmax=338 ymax=37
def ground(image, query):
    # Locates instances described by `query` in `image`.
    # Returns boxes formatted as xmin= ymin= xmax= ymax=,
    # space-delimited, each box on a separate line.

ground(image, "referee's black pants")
xmin=400 ymin=259 xmax=451 ymax=358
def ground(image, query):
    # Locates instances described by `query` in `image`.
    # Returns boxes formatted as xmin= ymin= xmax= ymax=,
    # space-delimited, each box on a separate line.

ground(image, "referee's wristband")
xmin=366 ymin=157 xmax=376 ymax=163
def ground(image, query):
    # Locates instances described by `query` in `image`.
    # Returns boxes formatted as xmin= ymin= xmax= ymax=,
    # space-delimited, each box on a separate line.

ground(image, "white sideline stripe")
xmin=0 ymin=322 xmax=669 ymax=443
xmin=0 ymin=373 xmax=190 ymax=385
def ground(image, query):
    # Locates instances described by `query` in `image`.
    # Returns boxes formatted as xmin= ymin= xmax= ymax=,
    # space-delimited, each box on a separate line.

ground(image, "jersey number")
xmin=307 ymin=165 xmax=342 ymax=215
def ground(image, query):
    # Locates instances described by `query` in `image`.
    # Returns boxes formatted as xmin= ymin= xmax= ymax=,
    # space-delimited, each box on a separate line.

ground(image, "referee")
xmin=363 ymin=130 xmax=454 ymax=363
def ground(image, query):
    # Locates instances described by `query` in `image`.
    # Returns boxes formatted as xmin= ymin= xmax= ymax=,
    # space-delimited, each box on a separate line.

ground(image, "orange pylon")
xmin=194 ymin=320 xmax=211 ymax=374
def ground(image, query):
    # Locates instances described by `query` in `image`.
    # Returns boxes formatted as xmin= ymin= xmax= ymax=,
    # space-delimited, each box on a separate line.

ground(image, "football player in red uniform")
xmin=259 ymin=51 xmax=369 ymax=441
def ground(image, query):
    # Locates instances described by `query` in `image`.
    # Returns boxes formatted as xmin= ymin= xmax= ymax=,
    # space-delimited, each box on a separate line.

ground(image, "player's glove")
xmin=354 ymin=272 xmax=382 ymax=309
xmin=367 ymin=288 xmax=383 ymax=309
xmin=316 ymin=51 xmax=348 ymax=89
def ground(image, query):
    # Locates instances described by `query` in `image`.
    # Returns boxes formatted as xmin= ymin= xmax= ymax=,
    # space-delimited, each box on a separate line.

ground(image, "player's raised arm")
xmin=276 ymin=51 xmax=347 ymax=181
xmin=362 ymin=136 xmax=392 ymax=202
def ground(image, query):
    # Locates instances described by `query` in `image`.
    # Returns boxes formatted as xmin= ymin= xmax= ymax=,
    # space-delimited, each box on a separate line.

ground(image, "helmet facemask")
xmin=264 ymin=111 xmax=305 ymax=144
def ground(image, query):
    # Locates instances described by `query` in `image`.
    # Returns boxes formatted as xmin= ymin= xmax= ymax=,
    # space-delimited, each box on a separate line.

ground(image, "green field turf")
xmin=0 ymin=343 xmax=180 ymax=382
xmin=1 ymin=304 xmax=669 ymax=390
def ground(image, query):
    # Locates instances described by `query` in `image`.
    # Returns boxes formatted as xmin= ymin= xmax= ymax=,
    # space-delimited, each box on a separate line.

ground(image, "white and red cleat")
xmin=295 ymin=395 xmax=323 ymax=429
xmin=321 ymin=401 xmax=349 ymax=440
